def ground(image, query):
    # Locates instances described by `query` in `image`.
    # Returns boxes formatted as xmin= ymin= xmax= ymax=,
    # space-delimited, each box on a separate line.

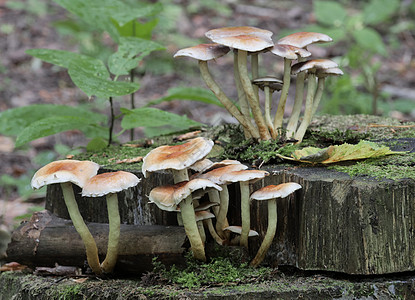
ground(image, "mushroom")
xmin=277 ymin=32 xmax=333 ymax=138
xmin=148 ymin=178 xmax=222 ymax=260
xmin=81 ymin=171 xmax=140 ymax=273
xmin=196 ymin=162 xmax=248 ymax=239
xmin=249 ymin=182 xmax=302 ymax=267
xmin=31 ymin=160 xmax=101 ymax=274
xmin=220 ymin=169 xmax=269 ymax=249
xmin=174 ymin=44 xmax=259 ymax=139
xmin=269 ymin=44 xmax=311 ymax=134
xmin=205 ymin=26 xmax=275 ymax=140
xmin=291 ymin=59 xmax=339 ymax=143
xmin=252 ymin=76 xmax=284 ymax=139
xmin=224 ymin=225 xmax=259 ymax=246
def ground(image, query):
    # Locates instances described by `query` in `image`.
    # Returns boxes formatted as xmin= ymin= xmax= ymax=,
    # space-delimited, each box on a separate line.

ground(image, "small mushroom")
xmin=249 ymin=182 xmax=302 ymax=267
xmin=224 ymin=225 xmax=259 ymax=246
xmin=220 ymin=169 xmax=269 ymax=249
xmin=82 ymin=171 xmax=140 ymax=273
xmin=31 ymin=160 xmax=101 ymax=274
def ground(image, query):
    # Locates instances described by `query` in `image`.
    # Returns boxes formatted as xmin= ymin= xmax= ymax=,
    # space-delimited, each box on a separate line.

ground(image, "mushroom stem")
xmin=216 ymin=185 xmax=230 ymax=239
xmin=250 ymin=198 xmax=277 ymax=267
xmin=101 ymin=193 xmax=120 ymax=273
xmin=181 ymin=196 xmax=206 ymax=261
xmin=294 ymin=73 xmax=317 ymax=143
xmin=311 ymin=77 xmax=326 ymax=117
xmin=286 ymin=57 xmax=307 ymax=139
xmin=239 ymin=181 xmax=251 ymax=249
xmin=264 ymin=85 xmax=277 ymax=139
xmin=205 ymin=219 xmax=224 ymax=245
xmin=199 ymin=60 xmax=260 ymax=139
xmin=60 ymin=182 xmax=101 ymax=275
xmin=251 ymin=53 xmax=259 ymax=98
xmin=172 ymin=169 xmax=189 ymax=183
xmin=273 ymin=58 xmax=292 ymax=133
xmin=238 ymin=50 xmax=271 ymax=140
xmin=233 ymin=51 xmax=250 ymax=122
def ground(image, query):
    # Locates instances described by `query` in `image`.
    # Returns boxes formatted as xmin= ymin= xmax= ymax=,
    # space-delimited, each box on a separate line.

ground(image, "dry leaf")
xmin=277 ymin=140 xmax=405 ymax=164
xmin=115 ymin=156 xmax=143 ymax=164
xmin=174 ymin=130 xmax=201 ymax=141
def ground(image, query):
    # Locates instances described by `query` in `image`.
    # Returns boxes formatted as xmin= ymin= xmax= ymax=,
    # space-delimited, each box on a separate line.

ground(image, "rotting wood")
xmin=6 ymin=210 xmax=187 ymax=274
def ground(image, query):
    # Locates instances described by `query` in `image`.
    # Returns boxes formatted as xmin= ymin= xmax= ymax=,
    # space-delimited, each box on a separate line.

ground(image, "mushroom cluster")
xmin=31 ymin=160 xmax=140 ymax=275
xmin=143 ymin=137 xmax=302 ymax=267
xmin=174 ymin=27 xmax=343 ymax=143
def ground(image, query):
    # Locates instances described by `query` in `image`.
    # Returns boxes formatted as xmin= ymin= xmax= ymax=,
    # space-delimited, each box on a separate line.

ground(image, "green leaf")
xmin=277 ymin=140 xmax=404 ymax=164
xmin=363 ymin=0 xmax=399 ymax=25
xmin=0 ymin=104 xmax=106 ymax=136
xmin=314 ymin=1 xmax=347 ymax=27
xmin=68 ymin=59 xmax=140 ymax=98
xmin=146 ymin=87 xmax=223 ymax=107
xmin=86 ymin=137 xmax=108 ymax=151
xmin=108 ymin=37 xmax=164 ymax=76
xmin=114 ymin=18 xmax=159 ymax=40
xmin=15 ymin=116 xmax=102 ymax=147
xmin=352 ymin=28 xmax=387 ymax=56
xmin=121 ymin=107 xmax=202 ymax=131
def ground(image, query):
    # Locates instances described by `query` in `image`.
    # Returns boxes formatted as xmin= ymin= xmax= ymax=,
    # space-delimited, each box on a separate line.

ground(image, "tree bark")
xmin=6 ymin=210 xmax=187 ymax=274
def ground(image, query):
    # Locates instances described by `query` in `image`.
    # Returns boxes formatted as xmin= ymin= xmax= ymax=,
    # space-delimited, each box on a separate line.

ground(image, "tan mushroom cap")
xmin=206 ymin=26 xmax=273 ymax=40
xmin=189 ymin=158 xmax=213 ymax=173
xmin=220 ymin=169 xmax=269 ymax=184
xmin=252 ymin=76 xmax=284 ymax=92
xmin=277 ymin=32 xmax=333 ymax=48
xmin=316 ymin=67 xmax=344 ymax=78
xmin=208 ymin=34 xmax=274 ymax=52
xmin=142 ymin=137 xmax=214 ymax=177
xmin=195 ymin=210 xmax=215 ymax=222
xmin=224 ymin=225 xmax=259 ymax=237
xmin=149 ymin=178 xmax=222 ymax=211
xmin=31 ymin=160 xmax=100 ymax=189
xmin=291 ymin=59 xmax=338 ymax=75
xmin=82 ymin=171 xmax=140 ymax=197
xmin=250 ymin=182 xmax=302 ymax=200
xmin=199 ymin=159 xmax=244 ymax=173
xmin=173 ymin=43 xmax=230 ymax=61
xmin=197 ymin=164 xmax=248 ymax=185
xmin=270 ymin=44 xmax=312 ymax=60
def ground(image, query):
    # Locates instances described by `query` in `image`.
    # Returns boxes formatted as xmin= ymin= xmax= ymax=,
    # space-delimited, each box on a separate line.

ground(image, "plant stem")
xmin=250 ymin=199 xmax=277 ymax=267
xmin=61 ymin=182 xmax=101 ymax=275
xmin=238 ymin=50 xmax=271 ymax=140
xmin=101 ymin=193 xmax=120 ymax=273
xmin=199 ymin=60 xmax=260 ymax=139
xmin=294 ymin=73 xmax=317 ymax=143
xmin=239 ymin=181 xmax=251 ymax=249
xmin=129 ymin=69 xmax=135 ymax=141
xmin=108 ymin=97 xmax=115 ymax=146
xmin=286 ymin=57 xmax=307 ymax=138
xmin=273 ymin=58 xmax=292 ymax=133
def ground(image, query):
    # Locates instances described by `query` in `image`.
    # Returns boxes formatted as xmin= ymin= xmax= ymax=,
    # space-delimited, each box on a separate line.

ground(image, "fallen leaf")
xmin=277 ymin=140 xmax=405 ymax=164
xmin=174 ymin=130 xmax=201 ymax=141
xmin=115 ymin=156 xmax=143 ymax=164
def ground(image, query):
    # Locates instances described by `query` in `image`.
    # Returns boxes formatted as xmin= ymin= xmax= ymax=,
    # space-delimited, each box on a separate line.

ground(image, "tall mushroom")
xmin=81 ymin=171 xmax=140 ymax=273
xmin=31 ymin=160 xmax=101 ymax=274
xmin=174 ymin=44 xmax=259 ymax=139
xmin=205 ymin=26 xmax=275 ymax=140
xmin=220 ymin=169 xmax=269 ymax=249
xmin=277 ymin=32 xmax=333 ymax=138
xmin=269 ymin=44 xmax=311 ymax=133
xmin=142 ymin=137 xmax=215 ymax=261
xmin=291 ymin=59 xmax=339 ymax=143
xmin=250 ymin=182 xmax=302 ymax=267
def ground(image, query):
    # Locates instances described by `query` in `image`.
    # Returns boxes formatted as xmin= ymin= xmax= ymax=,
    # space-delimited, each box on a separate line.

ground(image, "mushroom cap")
xmin=270 ymin=44 xmax=312 ymax=60
xmin=82 ymin=171 xmax=140 ymax=197
xmin=291 ymin=59 xmax=338 ymax=75
xmin=220 ymin=169 xmax=269 ymax=184
xmin=205 ymin=26 xmax=274 ymax=52
xmin=252 ymin=76 xmax=284 ymax=92
xmin=250 ymin=182 xmax=302 ymax=200
xmin=316 ymin=67 xmax=344 ymax=78
xmin=224 ymin=225 xmax=259 ymax=237
xmin=142 ymin=137 xmax=214 ymax=177
xmin=148 ymin=178 xmax=222 ymax=211
xmin=197 ymin=164 xmax=248 ymax=185
xmin=189 ymin=158 xmax=213 ymax=173
xmin=31 ymin=160 xmax=100 ymax=189
xmin=173 ymin=43 xmax=230 ymax=61
xmin=195 ymin=201 xmax=219 ymax=212
xmin=195 ymin=210 xmax=215 ymax=222
xmin=199 ymin=159 xmax=244 ymax=173
xmin=277 ymin=32 xmax=333 ymax=48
